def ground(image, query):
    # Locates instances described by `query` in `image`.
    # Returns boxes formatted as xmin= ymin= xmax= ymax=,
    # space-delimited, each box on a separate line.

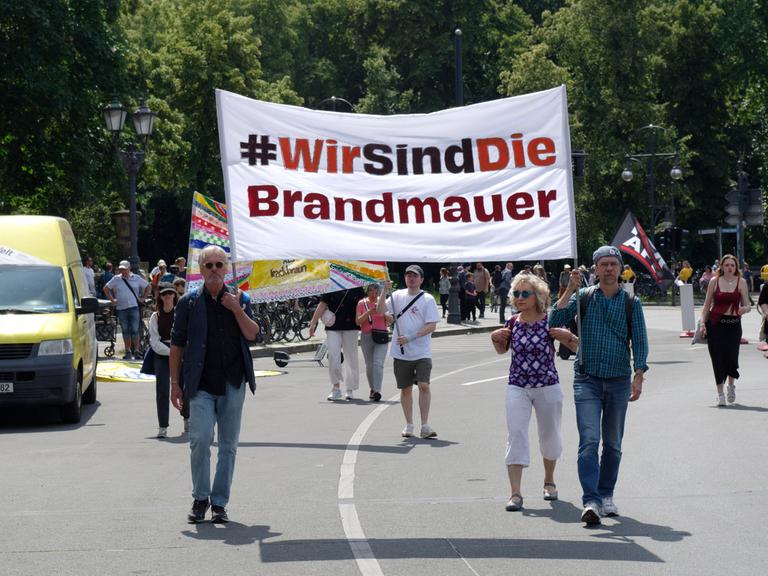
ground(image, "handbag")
xmin=140 ymin=347 xmax=156 ymax=374
xmin=372 ymin=329 xmax=390 ymax=344
xmin=363 ymin=300 xmax=389 ymax=344
xmin=691 ymin=320 xmax=707 ymax=345
xmin=321 ymin=291 xmax=348 ymax=327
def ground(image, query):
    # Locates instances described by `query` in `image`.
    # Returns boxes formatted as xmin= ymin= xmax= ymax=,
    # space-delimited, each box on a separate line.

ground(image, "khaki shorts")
xmin=393 ymin=358 xmax=433 ymax=389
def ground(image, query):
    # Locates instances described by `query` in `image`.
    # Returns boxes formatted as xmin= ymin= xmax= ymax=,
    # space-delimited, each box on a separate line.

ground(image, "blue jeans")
xmin=116 ymin=306 xmax=140 ymax=337
xmin=573 ymin=375 xmax=631 ymax=506
xmin=189 ymin=382 xmax=246 ymax=507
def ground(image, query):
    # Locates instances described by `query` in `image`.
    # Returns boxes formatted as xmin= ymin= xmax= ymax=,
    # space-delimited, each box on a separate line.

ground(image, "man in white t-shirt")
xmin=378 ymin=265 xmax=441 ymax=439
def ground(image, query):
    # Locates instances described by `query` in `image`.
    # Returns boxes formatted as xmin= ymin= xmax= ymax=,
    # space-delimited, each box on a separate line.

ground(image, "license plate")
xmin=0 ymin=382 xmax=12 ymax=393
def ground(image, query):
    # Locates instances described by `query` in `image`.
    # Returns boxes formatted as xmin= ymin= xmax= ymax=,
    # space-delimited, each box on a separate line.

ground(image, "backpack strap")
xmin=395 ymin=291 xmax=425 ymax=320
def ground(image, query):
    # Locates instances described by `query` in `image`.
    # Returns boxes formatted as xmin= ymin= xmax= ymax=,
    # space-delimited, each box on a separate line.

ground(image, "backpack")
xmin=558 ymin=286 xmax=634 ymax=361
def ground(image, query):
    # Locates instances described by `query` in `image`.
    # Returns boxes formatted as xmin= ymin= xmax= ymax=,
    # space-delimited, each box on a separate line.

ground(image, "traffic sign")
xmin=724 ymin=215 xmax=741 ymax=226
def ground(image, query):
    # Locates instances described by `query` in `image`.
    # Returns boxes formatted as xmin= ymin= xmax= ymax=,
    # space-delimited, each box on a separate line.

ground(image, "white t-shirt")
xmin=105 ymin=273 xmax=149 ymax=310
xmin=386 ymin=289 xmax=441 ymax=361
xmin=83 ymin=267 xmax=96 ymax=296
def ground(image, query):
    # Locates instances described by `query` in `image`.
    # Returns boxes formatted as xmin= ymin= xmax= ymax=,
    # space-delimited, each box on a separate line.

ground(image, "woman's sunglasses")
xmin=203 ymin=261 xmax=225 ymax=270
xmin=512 ymin=290 xmax=533 ymax=299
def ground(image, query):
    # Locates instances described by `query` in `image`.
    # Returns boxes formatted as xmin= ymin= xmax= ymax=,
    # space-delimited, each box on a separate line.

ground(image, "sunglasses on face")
xmin=203 ymin=261 xmax=225 ymax=270
xmin=512 ymin=290 xmax=533 ymax=299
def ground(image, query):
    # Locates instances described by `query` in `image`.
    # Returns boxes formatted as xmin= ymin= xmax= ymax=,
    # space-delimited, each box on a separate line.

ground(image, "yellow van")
xmin=0 ymin=216 xmax=98 ymax=423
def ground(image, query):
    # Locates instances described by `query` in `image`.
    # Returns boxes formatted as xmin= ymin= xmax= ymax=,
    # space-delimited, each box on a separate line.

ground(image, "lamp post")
xmin=445 ymin=28 xmax=464 ymax=325
xmin=621 ymin=124 xmax=683 ymax=242
xmin=317 ymin=96 xmax=354 ymax=112
xmin=102 ymin=97 xmax=157 ymax=273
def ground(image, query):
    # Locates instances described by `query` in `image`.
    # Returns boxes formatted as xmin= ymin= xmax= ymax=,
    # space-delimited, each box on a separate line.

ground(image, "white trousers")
xmin=505 ymin=384 xmax=563 ymax=466
xmin=326 ymin=330 xmax=360 ymax=391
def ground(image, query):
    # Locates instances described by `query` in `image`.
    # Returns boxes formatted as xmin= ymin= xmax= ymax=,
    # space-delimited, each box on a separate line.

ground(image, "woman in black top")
xmin=309 ymin=287 xmax=364 ymax=401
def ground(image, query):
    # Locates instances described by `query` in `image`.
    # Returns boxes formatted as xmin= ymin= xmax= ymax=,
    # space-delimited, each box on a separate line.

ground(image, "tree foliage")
xmin=1 ymin=0 xmax=766 ymax=265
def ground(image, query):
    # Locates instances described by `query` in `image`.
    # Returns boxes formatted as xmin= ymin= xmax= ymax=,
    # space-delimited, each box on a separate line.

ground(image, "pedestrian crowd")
xmin=82 ymin=247 xmax=768 ymax=528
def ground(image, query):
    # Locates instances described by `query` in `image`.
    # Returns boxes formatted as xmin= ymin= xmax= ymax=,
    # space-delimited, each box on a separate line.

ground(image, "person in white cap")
xmin=104 ymin=260 xmax=151 ymax=360
xmin=377 ymin=265 xmax=441 ymax=438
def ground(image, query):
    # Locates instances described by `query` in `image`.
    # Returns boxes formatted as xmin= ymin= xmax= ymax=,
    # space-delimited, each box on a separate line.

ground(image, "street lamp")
xmin=317 ymin=96 xmax=354 ymax=112
xmin=621 ymin=124 xmax=683 ymax=242
xmin=102 ymin=97 xmax=157 ymax=273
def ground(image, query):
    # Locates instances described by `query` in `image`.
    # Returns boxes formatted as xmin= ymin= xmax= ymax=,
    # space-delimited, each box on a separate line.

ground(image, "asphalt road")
xmin=1 ymin=307 xmax=767 ymax=576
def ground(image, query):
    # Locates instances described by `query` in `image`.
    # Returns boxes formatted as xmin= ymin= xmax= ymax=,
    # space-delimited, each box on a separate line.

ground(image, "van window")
xmin=68 ymin=269 xmax=81 ymax=307
xmin=0 ymin=265 xmax=68 ymax=313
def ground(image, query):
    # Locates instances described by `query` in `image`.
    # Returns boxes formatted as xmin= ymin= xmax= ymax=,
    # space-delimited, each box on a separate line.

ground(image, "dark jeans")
xmin=439 ymin=293 xmax=449 ymax=316
xmin=497 ymin=289 xmax=509 ymax=323
xmin=154 ymin=354 xmax=170 ymax=428
xmin=476 ymin=291 xmax=486 ymax=317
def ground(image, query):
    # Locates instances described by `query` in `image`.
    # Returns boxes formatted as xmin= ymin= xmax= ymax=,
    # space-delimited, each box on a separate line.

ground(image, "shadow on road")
xmin=0 ymin=401 xmax=100 ymax=431
xmin=182 ymin=522 xmax=282 ymax=546
xmin=258 ymin=534 xmax=665 ymax=563
xmin=710 ymin=404 xmax=768 ymax=412
xmin=524 ymin=500 xmax=690 ymax=542
xmin=235 ymin=440 xmax=457 ymax=454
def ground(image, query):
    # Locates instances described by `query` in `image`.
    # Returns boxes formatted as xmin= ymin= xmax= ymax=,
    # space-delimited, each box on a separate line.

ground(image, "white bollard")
xmin=679 ymin=283 xmax=695 ymax=337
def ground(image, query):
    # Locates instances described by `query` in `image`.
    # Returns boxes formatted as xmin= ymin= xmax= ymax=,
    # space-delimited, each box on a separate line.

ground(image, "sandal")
xmin=543 ymin=482 xmax=558 ymax=501
xmin=505 ymin=493 xmax=523 ymax=512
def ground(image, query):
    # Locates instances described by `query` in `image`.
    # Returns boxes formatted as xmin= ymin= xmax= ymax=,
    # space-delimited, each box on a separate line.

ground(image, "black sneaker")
xmin=187 ymin=498 xmax=210 ymax=523
xmin=372 ymin=391 xmax=382 ymax=402
xmin=211 ymin=505 xmax=229 ymax=523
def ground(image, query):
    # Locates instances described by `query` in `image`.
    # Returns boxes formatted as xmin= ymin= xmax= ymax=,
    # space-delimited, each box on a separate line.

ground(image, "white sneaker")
xmin=345 ymin=390 xmax=354 ymax=401
xmin=157 ymin=427 xmax=168 ymax=439
xmin=420 ymin=424 xmax=438 ymax=439
xmin=600 ymin=496 xmax=619 ymax=517
xmin=581 ymin=501 xmax=601 ymax=525
xmin=401 ymin=424 xmax=414 ymax=437
xmin=717 ymin=394 xmax=726 ymax=407
xmin=726 ymin=384 xmax=736 ymax=404
xmin=327 ymin=388 xmax=342 ymax=401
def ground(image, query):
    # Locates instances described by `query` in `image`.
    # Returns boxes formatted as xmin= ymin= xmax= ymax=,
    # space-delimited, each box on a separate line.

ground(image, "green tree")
xmin=0 ymin=0 xmax=126 ymax=260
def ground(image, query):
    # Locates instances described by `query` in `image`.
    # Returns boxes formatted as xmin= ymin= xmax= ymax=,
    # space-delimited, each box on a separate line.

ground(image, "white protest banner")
xmin=216 ymin=86 xmax=576 ymax=262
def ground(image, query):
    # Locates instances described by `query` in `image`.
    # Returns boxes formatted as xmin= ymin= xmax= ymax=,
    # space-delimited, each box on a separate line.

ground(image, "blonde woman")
xmin=700 ymin=254 xmax=752 ymax=405
xmin=490 ymin=273 xmax=578 ymax=511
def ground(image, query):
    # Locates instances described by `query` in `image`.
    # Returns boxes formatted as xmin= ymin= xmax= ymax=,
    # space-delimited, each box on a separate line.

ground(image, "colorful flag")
xmin=186 ymin=192 xmax=388 ymax=302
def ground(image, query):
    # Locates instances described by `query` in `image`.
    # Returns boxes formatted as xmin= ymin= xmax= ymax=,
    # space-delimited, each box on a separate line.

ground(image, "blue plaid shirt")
xmin=549 ymin=287 xmax=649 ymax=378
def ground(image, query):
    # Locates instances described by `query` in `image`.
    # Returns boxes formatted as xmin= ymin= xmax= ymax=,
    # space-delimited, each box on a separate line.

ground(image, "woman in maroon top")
xmin=700 ymin=255 xmax=752 ymax=406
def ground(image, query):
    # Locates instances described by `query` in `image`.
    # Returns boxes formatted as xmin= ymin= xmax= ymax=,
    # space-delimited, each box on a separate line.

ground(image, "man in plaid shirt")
xmin=549 ymin=246 xmax=648 ymax=525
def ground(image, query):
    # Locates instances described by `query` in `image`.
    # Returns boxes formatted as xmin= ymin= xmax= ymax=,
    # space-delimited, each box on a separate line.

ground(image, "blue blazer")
xmin=171 ymin=286 xmax=256 ymax=398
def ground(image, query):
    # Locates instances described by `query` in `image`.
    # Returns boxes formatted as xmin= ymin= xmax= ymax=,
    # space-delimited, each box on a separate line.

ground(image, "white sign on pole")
xmin=679 ymin=283 xmax=696 ymax=332
xmin=216 ymin=86 xmax=576 ymax=262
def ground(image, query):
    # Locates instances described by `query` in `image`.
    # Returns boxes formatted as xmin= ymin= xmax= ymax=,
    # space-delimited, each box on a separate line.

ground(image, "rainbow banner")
xmin=186 ymin=192 xmax=388 ymax=302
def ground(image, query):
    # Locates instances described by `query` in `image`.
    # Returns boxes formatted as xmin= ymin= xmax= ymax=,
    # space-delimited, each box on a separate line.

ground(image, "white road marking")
xmin=337 ymin=355 xmax=503 ymax=576
xmin=461 ymin=375 xmax=507 ymax=386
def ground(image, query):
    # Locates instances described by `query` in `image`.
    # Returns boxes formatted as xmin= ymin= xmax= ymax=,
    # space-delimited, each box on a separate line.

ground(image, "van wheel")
xmin=61 ymin=370 xmax=82 ymax=424
xmin=83 ymin=358 xmax=97 ymax=405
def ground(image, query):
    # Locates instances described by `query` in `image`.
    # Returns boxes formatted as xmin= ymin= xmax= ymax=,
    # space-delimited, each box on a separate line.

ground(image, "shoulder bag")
xmin=321 ymin=290 xmax=348 ymax=327
xmin=364 ymin=301 xmax=389 ymax=344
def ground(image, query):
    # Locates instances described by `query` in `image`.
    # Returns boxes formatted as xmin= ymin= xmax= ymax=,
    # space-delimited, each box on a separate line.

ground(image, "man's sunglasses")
xmin=512 ymin=290 xmax=533 ymax=299
xmin=203 ymin=261 xmax=225 ymax=270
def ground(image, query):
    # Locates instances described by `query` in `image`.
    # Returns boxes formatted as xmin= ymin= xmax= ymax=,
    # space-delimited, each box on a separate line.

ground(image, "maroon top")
xmin=709 ymin=278 xmax=741 ymax=324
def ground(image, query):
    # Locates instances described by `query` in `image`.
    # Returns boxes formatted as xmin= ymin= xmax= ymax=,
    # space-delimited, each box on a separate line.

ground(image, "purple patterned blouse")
xmin=506 ymin=316 xmax=560 ymax=388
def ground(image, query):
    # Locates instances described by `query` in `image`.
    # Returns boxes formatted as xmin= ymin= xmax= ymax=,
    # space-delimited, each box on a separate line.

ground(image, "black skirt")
xmin=706 ymin=315 xmax=742 ymax=385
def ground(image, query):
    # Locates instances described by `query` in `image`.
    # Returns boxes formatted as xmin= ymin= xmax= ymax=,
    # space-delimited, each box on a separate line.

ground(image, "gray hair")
xmin=197 ymin=245 xmax=228 ymax=268
xmin=510 ymin=272 xmax=551 ymax=313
